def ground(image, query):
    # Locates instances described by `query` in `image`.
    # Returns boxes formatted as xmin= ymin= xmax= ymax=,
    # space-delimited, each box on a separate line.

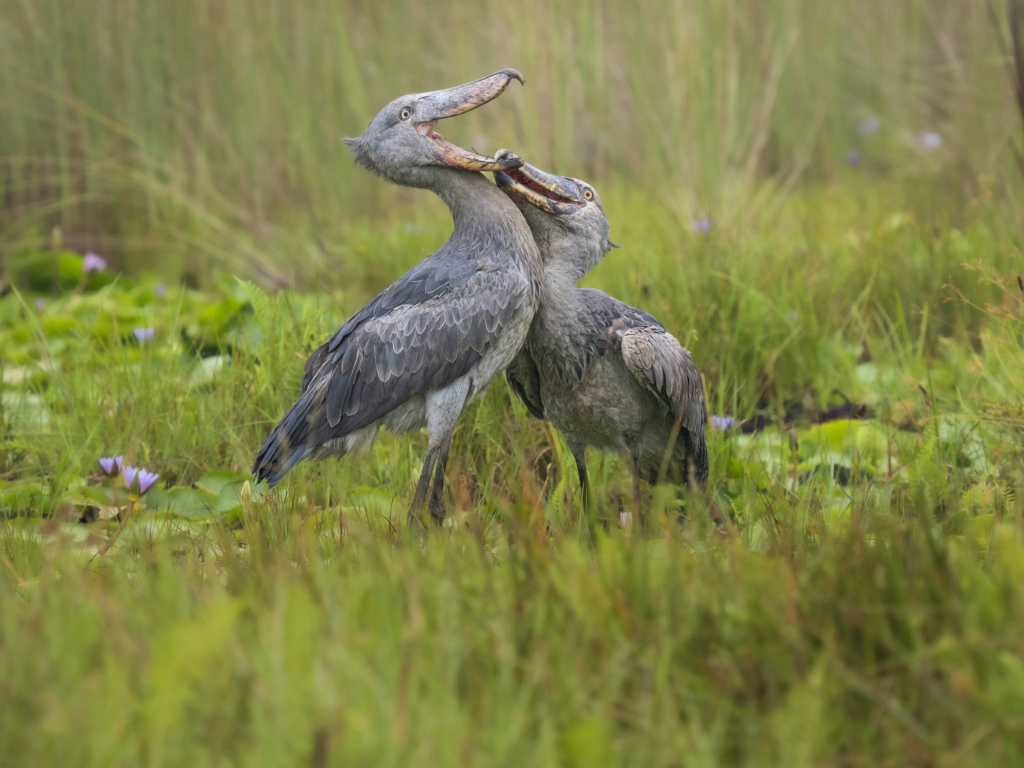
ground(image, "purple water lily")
xmin=123 ymin=465 xmax=138 ymax=491
xmin=692 ymin=218 xmax=715 ymax=234
xmin=846 ymin=151 xmax=860 ymax=166
xmin=133 ymin=327 xmax=155 ymax=343
xmin=98 ymin=455 xmax=123 ymax=477
xmin=137 ymin=469 xmax=159 ymax=495
xmin=711 ymin=415 xmax=736 ymax=431
xmin=83 ymin=253 xmax=107 ymax=272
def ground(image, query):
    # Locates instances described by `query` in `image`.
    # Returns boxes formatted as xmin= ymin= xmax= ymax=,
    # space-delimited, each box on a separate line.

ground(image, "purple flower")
xmin=711 ymin=415 xmax=736 ymax=431
xmin=920 ymin=132 xmax=942 ymax=149
xmin=133 ymin=327 xmax=155 ymax=343
xmin=846 ymin=151 xmax=860 ymax=166
xmin=857 ymin=118 xmax=880 ymax=136
xmin=137 ymin=469 xmax=159 ymax=495
xmin=82 ymin=253 xmax=107 ymax=272
xmin=620 ymin=512 xmax=633 ymax=527
xmin=123 ymin=465 xmax=138 ymax=491
xmin=692 ymin=218 xmax=715 ymax=234
xmin=35 ymin=298 xmax=45 ymax=312
xmin=99 ymin=455 xmax=123 ymax=477
xmin=155 ymin=283 xmax=166 ymax=299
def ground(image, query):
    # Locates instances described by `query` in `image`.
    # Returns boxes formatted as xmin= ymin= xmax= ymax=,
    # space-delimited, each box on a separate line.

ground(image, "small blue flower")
xmin=155 ymin=283 xmax=166 ymax=299
xmin=137 ymin=469 xmax=159 ymax=495
xmin=35 ymin=298 xmax=45 ymax=312
xmin=83 ymin=253 xmax=107 ymax=273
xmin=711 ymin=415 xmax=736 ymax=431
xmin=620 ymin=512 xmax=633 ymax=527
xmin=846 ymin=151 xmax=860 ymax=166
xmin=133 ymin=327 xmax=155 ymax=343
xmin=98 ymin=455 xmax=123 ymax=477
xmin=920 ymin=132 xmax=942 ymax=149
xmin=123 ymin=465 xmax=138 ymax=491
xmin=692 ymin=218 xmax=715 ymax=234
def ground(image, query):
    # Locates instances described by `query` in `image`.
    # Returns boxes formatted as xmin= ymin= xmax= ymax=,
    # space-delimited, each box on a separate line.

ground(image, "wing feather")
xmin=309 ymin=266 xmax=525 ymax=432
xmin=258 ymin=243 xmax=534 ymax=488
xmin=506 ymin=346 xmax=545 ymax=420
xmin=620 ymin=328 xmax=706 ymax=434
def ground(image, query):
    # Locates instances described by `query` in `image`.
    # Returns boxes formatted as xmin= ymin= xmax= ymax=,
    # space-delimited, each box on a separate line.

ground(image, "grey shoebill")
xmin=253 ymin=71 xmax=577 ymax=522
xmin=496 ymin=164 xmax=708 ymax=518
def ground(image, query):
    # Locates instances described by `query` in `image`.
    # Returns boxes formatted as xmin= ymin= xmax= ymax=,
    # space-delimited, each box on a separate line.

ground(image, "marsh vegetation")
xmin=2 ymin=1 xmax=1024 ymax=764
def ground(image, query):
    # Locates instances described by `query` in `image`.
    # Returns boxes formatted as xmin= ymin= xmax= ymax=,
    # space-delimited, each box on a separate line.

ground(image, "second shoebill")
xmin=496 ymin=163 xmax=708 ymax=517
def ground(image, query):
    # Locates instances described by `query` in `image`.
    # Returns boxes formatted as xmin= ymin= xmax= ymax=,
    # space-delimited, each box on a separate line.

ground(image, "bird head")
xmin=345 ymin=69 xmax=525 ymax=188
xmin=494 ymin=163 xmax=618 ymax=278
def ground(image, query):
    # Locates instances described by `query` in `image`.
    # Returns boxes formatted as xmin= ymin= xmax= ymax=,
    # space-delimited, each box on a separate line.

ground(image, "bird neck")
xmin=534 ymin=271 xmax=586 ymax=338
xmin=540 ymin=261 xmax=586 ymax=300
xmin=429 ymin=169 xmax=544 ymax=293
xmin=434 ymin=169 xmax=522 ymax=235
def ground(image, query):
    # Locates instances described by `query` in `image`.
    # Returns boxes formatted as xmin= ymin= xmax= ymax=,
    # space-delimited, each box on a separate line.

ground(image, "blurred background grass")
xmin=1 ymin=0 xmax=1021 ymax=281
xmin=4 ymin=0 xmax=1024 ymax=413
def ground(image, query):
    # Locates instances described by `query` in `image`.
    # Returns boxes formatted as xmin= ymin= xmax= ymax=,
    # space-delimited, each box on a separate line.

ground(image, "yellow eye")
xmin=583 ymin=189 xmax=594 ymax=201
xmin=399 ymin=107 xmax=412 ymax=120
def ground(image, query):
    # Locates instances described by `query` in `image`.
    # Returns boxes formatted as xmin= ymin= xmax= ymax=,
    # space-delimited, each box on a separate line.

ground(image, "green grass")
xmin=2 ymin=0 xmax=1021 ymax=279
xmin=4 ymin=0 xmax=1024 ymax=763
xmin=3 ymin=180 xmax=1024 ymax=764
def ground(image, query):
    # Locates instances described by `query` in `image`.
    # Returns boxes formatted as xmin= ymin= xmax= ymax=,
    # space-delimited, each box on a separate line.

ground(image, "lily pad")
xmin=146 ymin=487 xmax=220 ymax=519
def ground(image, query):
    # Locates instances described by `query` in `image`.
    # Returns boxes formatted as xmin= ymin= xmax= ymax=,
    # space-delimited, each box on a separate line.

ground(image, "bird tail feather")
xmin=252 ymin=386 xmax=324 ymax=487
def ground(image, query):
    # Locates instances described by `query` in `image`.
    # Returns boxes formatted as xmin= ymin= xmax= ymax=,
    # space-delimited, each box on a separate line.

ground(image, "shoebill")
xmin=496 ymin=163 xmax=709 ymax=518
xmin=253 ymin=71 xmax=577 ymax=523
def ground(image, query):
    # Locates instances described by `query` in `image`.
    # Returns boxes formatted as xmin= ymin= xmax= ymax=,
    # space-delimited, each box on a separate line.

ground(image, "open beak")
xmin=414 ymin=69 xmax=525 ymax=172
xmin=494 ymin=162 xmax=582 ymax=214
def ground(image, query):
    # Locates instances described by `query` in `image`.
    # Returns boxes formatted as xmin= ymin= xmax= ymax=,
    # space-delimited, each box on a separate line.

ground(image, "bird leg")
xmin=418 ymin=378 xmax=469 ymax=526
xmin=428 ymin=439 xmax=451 ymax=523
xmin=409 ymin=446 xmax=440 ymax=526
xmin=571 ymin=446 xmax=590 ymax=515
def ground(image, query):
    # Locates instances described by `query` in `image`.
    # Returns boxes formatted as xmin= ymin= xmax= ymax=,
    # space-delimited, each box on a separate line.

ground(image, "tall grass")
xmin=4 ymin=6 xmax=1024 ymax=762
xmin=1 ymin=0 xmax=1020 ymax=278
xmin=4 ymin=511 xmax=1024 ymax=766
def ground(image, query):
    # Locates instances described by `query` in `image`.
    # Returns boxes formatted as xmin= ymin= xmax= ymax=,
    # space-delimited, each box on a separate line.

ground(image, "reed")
xmin=1 ymin=0 xmax=1018 ymax=278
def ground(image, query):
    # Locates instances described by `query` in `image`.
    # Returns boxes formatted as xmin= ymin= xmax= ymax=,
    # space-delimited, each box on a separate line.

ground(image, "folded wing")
xmin=254 ymin=255 xmax=528 ymax=486
xmin=619 ymin=327 xmax=706 ymax=434
xmin=506 ymin=346 xmax=544 ymax=419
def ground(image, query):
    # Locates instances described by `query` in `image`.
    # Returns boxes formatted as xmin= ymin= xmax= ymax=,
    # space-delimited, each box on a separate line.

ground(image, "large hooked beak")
xmin=415 ymin=69 xmax=525 ymax=172
xmin=494 ymin=162 xmax=583 ymax=215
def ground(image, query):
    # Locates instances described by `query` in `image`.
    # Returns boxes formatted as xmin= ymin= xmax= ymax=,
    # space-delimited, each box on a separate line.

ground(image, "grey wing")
xmin=506 ymin=346 xmax=544 ymax=419
xmin=579 ymin=289 xmax=705 ymax=434
xmin=253 ymin=264 xmax=527 ymax=487
xmin=301 ymin=250 xmax=488 ymax=394
xmin=314 ymin=266 xmax=527 ymax=433
xmin=253 ymin=246 xmax=528 ymax=487
xmin=579 ymin=287 xmax=666 ymax=359
xmin=620 ymin=327 xmax=706 ymax=434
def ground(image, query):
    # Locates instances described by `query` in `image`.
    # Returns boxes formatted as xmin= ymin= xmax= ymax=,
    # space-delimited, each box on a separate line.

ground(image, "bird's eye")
xmin=583 ymin=189 xmax=594 ymax=201
xmin=399 ymin=107 xmax=412 ymax=120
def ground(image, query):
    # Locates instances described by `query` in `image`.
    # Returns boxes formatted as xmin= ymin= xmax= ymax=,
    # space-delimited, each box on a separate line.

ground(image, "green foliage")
xmin=2 ymin=2 xmax=1024 ymax=761
xmin=1 ymin=179 xmax=1024 ymax=763
xmin=1 ymin=0 xmax=1021 ymax=280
